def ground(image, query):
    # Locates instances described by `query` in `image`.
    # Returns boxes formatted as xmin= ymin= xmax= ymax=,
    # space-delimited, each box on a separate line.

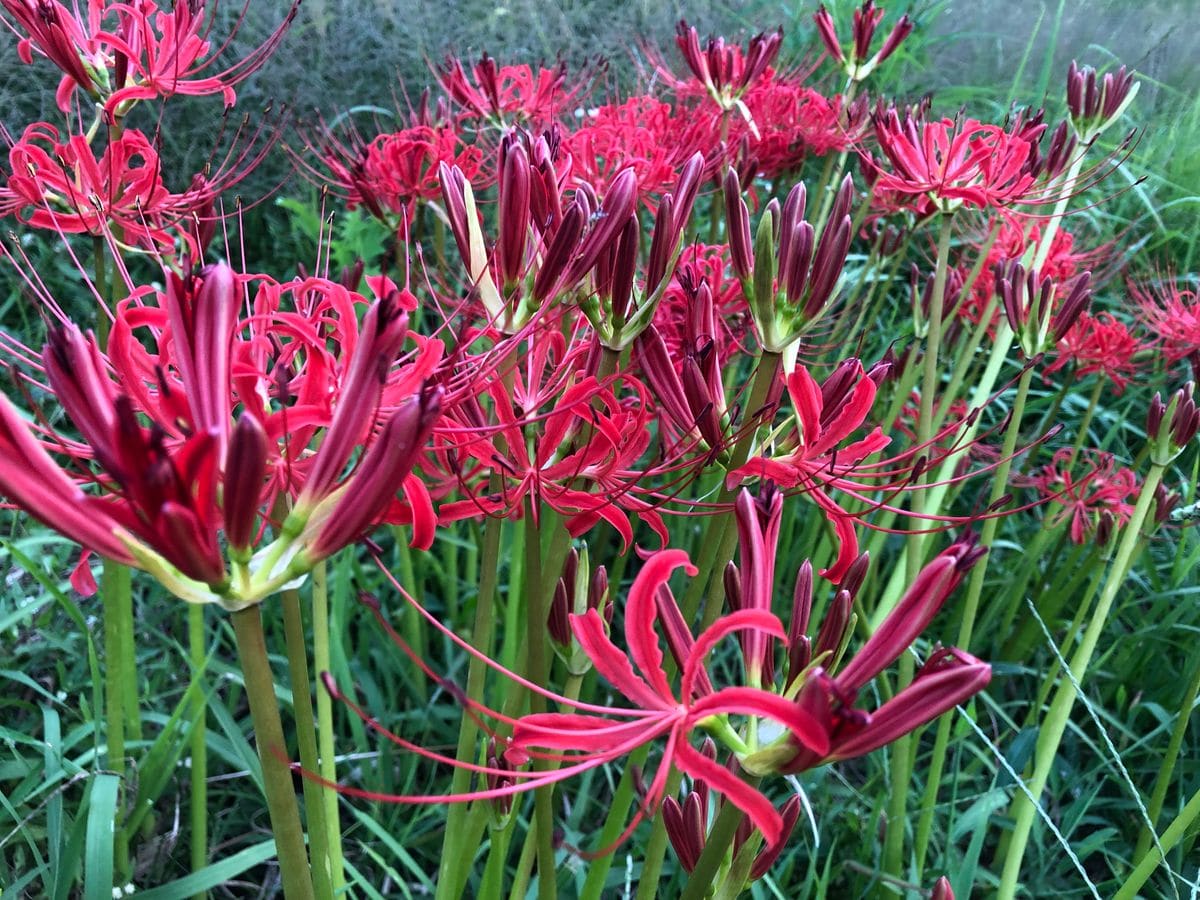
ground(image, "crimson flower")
xmin=1134 ymin=272 xmax=1200 ymax=370
xmin=511 ymin=550 xmax=830 ymax=847
xmin=0 ymin=262 xmax=441 ymax=606
xmin=1045 ymin=311 xmax=1142 ymax=394
xmin=436 ymin=53 xmax=586 ymax=127
xmin=2 ymin=0 xmax=299 ymax=113
xmin=871 ymin=110 xmax=1042 ymax=213
xmin=1020 ymin=448 xmax=1138 ymax=545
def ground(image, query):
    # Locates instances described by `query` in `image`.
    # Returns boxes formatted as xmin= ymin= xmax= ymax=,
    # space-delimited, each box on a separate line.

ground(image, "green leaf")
xmin=134 ymin=839 xmax=278 ymax=899
xmin=83 ymin=774 xmax=120 ymax=900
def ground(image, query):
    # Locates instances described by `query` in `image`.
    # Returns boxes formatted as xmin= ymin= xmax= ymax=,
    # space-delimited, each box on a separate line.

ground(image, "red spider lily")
xmin=994 ymin=259 xmax=1092 ymax=358
xmin=436 ymin=53 xmax=587 ymax=128
xmin=724 ymin=169 xmax=855 ymax=353
xmin=733 ymin=78 xmax=861 ymax=178
xmin=2 ymin=0 xmax=299 ymax=114
xmin=1134 ymin=272 xmax=1200 ymax=369
xmin=1020 ymin=448 xmax=1138 ymax=544
xmin=1045 ymin=311 xmax=1142 ymax=394
xmin=0 ymin=262 xmax=441 ymax=605
xmin=957 ymin=218 xmax=1087 ymax=332
xmin=671 ymin=20 xmax=783 ymax=116
xmin=813 ymin=0 xmax=913 ymax=82
xmin=4 ymin=123 xmax=176 ymax=248
xmin=511 ymin=550 xmax=830 ymax=848
xmin=870 ymin=110 xmax=1043 ymax=214
xmin=771 ymin=539 xmax=991 ymax=773
xmin=303 ymin=123 xmax=485 ymax=223
xmin=662 ymin=739 xmax=802 ymax=879
xmin=1066 ymin=61 xmax=1139 ymax=141
xmin=650 ymin=242 xmax=750 ymax=363
xmin=439 ymin=132 xmax=639 ymax=333
xmin=435 ymin=327 xmax=671 ymax=549
xmin=730 ymin=359 xmax=890 ymax=582
xmin=565 ymin=96 xmax=700 ymax=201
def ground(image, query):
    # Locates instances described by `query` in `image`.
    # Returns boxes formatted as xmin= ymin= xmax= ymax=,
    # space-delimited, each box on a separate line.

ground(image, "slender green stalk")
xmin=913 ymin=365 xmax=1035 ymax=877
xmin=437 ymin=510 xmax=504 ymax=900
xmin=311 ymin=562 xmax=344 ymax=892
xmin=395 ymin=538 xmax=429 ymax=704
xmin=280 ymin=590 xmax=333 ymax=900
xmin=1115 ymin=784 xmax=1200 ymax=900
xmin=102 ymin=559 xmax=132 ymax=881
xmin=579 ymin=746 xmax=652 ymax=900
xmin=1133 ymin=643 xmax=1200 ymax=861
xmin=188 ymin=603 xmax=208 ymax=900
xmin=997 ymin=463 xmax=1165 ymax=900
xmin=230 ymin=605 xmax=316 ymax=900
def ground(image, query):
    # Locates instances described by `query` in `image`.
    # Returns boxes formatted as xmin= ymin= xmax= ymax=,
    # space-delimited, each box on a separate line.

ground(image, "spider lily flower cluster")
xmin=0 ymin=263 xmax=441 ymax=608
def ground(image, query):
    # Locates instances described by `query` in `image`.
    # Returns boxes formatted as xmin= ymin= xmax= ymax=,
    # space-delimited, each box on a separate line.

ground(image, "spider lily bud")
xmin=1147 ymin=383 xmax=1199 ymax=465
xmin=548 ymin=544 xmax=607 ymax=674
xmin=675 ymin=21 xmax=782 ymax=110
xmin=1067 ymin=61 xmax=1139 ymax=143
xmin=931 ymin=876 xmax=956 ymax=900
xmin=995 ymin=260 xmax=1091 ymax=357
xmin=815 ymin=1 xmax=913 ymax=82
xmin=223 ymin=412 xmax=270 ymax=554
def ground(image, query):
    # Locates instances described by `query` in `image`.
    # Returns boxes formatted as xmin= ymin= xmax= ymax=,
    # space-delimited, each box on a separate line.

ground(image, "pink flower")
xmin=1046 ymin=311 xmax=1142 ymax=394
xmin=1021 ymin=448 xmax=1138 ymax=544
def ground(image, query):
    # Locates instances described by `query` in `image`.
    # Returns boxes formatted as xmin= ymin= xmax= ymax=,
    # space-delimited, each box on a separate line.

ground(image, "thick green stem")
xmin=311 ymin=562 xmax=344 ymax=892
xmin=395 ymin=538 xmax=429 ymax=704
xmin=1115 ymin=784 xmax=1200 ymax=900
xmin=579 ymin=745 xmax=652 ymax=900
xmin=102 ymin=559 xmax=132 ymax=881
xmin=912 ymin=365 xmax=1035 ymax=877
xmin=188 ymin=603 xmax=208 ymax=899
xmin=230 ymin=605 xmax=316 ymax=900
xmin=437 ymin=511 xmax=504 ymax=900
xmin=281 ymin=590 xmax=333 ymax=900
xmin=1133 ymin=643 xmax=1200 ymax=861
xmin=997 ymin=464 xmax=1164 ymax=900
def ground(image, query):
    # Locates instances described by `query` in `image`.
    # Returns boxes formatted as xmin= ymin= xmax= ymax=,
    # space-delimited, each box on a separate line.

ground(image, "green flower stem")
xmin=436 ymin=509 xmax=504 ymax=900
xmin=311 ymin=562 xmax=344 ymax=893
xmin=579 ymin=745 xmax=652 ymax=900
xmin=1133 ymin=641 xmax=1200 ymax=862
xmin=1116 ymin=781 xmax=1200 ymax=899
xmin=230 ymin=604 xmax=316 ymax=900
xmin=883 ymin=213 xmax=956 ymax=881
xmin=102 ymin=559 xmax=133 ymax=881
xmin=988 ymin=524 xmax=1066 ymax=648
xmin=1068 ymin=378 xmax=1104 ymax=464
xmin=679 ymin=778 xmax=761 ymax=900
xmin=912 ymin=365 xmax=1035 ymax=878
xmin=680 ymin=351 xmax=780 ymax=624
xmin=188 ymin=602 xmax=208 ymax=899
xmin=522 ymin=498 xmax=558 ymax=900
xmin=395 ymin=538 xmax=429 ymax=704
xmin=280 ymin=589 xmax=334 ymax=900
xmin=634 ymin=798 xmax=681 ymax=900
xmin=997 ymin=462 xmax=1165 ymax=900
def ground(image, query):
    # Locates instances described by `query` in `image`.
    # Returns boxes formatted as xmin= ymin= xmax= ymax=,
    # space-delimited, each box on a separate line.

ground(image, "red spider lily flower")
xmin=0 ymin=262 xmax=441 ymax=606
xmin=566 ymin=96 xmax=701 ymax=201
xmin=1020 ymin=448 xmax=1138 ymax=544
xmin=724 ymin=169 xmax=855 ymax=354
xmin=650 ymin=242 xmax=750 ymax=362
xmin=436 ymin=53 xmax=587 ymax=128
xmin=3 ymin=0 xmax=299 ymax=114
xmin=994 ymin=259 xmax=1092 ymax=358
xmin=663 ymin=739 xmax=803 ymax=879
xmin=870 ymin=110 xmax=1042 ymax=214
xmin=771 ymin=539 xmax=991 ymax=773
xmin=1045 ymin=311 xmax=1142 ymax=394
xmin=1134 ymin=272 xmax=1200 ymax=370
xmin=730 ymin=359 xmax=890 ymax=582
xmin=303 ymin=123 xmax=485 ymax=224
xmin=511 ymin=550 xmax=830 ymax=847
xmin=733 ymin=79 xmax=862 ymax=178
xmin=435 ymin=328 xmax=671 ymax=549
xmin=5 ymin=123 xmax=176 ymax=248
xmin=1066 ymin=61 xmax=1139 ymax=142
xmin=439 ymin=133 xmax=640 ymax=333
xmin=813 ymin=0 xmax=913 ymax=82
xmin=672 ymin=20 xmax=783 ymax=116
